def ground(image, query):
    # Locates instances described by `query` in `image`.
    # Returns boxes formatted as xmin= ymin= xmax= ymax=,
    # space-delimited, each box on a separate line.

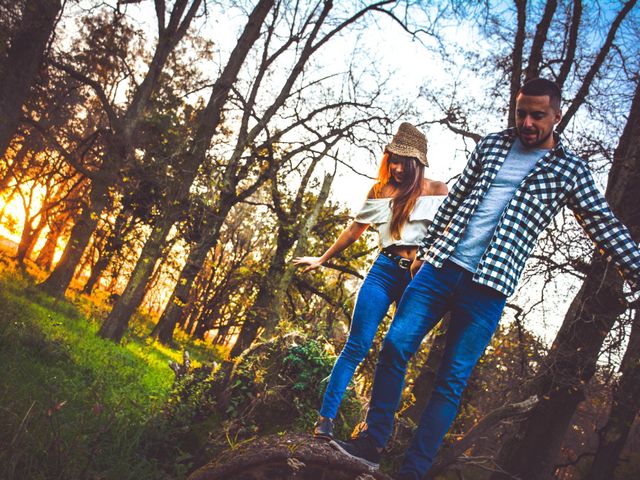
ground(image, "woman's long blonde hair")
xmin=373 ymin=152 xmax=425 ymax=240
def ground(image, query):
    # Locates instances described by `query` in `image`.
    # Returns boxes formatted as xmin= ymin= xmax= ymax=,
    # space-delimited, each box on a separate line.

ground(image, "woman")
xmin=293 ymin=122 xmax=448 ymax=440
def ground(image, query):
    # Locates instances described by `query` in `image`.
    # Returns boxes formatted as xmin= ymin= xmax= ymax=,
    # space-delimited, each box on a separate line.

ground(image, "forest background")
xmin=1 ymin=0 xmax=639 ymax=479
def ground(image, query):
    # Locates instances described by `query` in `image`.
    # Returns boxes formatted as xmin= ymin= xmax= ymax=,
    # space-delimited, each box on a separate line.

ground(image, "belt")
xmin=380 ymin=247 xmax=412 ymax=270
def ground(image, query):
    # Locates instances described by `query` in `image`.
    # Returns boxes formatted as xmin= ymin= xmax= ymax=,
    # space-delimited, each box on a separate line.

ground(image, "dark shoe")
xmin=329 ymin=433 xmax=381 ymax=469
xmin=313 ymin=416 xmax=334 ymax=440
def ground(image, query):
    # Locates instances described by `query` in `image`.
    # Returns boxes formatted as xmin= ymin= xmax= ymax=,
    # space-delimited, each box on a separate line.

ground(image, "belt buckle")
xmin=398 ymin=257 xmax=411 ymax=270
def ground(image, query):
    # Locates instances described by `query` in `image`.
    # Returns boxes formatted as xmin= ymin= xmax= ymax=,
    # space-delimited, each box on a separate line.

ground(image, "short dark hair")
xmin=518 ymin=78 xmax=561 ymax=110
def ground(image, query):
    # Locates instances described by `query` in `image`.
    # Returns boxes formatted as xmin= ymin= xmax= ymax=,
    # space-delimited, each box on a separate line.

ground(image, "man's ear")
xmin=554 ymin=108 xmax=562 ymax=124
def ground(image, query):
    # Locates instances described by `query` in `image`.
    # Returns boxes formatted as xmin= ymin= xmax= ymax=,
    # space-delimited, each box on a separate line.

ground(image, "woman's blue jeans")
xmin=365 ymin=260 xmax=507 ymax=479
xmin=319 ymin=254 xmax=412 ymax=419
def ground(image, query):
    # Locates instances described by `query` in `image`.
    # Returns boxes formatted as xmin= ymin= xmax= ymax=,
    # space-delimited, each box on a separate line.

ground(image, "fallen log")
xmin=187 ymin=433 xmax=394 ymax=480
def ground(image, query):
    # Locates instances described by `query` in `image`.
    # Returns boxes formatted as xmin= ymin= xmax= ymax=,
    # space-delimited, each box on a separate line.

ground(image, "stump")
xmin=187 ymin=433 xmax=394 ymax=480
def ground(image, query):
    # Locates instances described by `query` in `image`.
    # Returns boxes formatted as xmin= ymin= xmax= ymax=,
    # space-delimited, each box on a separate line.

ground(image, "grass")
xmin=0 ymin=270 xmax=223 ymax=480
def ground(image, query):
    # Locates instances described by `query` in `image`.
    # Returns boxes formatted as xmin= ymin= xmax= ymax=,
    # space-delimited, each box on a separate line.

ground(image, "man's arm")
xmin=567 ymin=163 xmax=640 ymax=290
xmin=416 ymin=139 xmax=484 ymax=259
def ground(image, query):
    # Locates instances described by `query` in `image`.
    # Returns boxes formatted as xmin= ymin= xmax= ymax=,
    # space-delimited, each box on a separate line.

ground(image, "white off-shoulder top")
xmin=354 ymin=195 xmax=447 ymax=248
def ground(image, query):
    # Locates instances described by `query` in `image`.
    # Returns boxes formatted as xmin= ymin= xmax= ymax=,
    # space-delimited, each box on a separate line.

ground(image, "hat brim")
xmin=385 ymin=144 xmax=428 ymax=167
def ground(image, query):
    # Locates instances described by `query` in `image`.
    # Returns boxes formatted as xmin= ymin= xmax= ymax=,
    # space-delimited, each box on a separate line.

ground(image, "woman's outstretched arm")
xmin=293 ymin=221 xmax=369 ymax=272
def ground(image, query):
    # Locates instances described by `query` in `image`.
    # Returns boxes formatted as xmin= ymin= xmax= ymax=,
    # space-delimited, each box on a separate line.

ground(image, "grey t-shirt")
xmin=450 ymin=138 xmax=547 ymax=273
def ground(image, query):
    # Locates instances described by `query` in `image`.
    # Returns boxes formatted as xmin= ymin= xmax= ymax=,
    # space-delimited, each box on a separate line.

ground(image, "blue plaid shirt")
xmin=417 ymin=128 xmax=640 ymax=297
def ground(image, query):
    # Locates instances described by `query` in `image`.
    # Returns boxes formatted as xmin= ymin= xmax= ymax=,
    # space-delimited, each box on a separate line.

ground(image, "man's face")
xmin=515 ymin=93 xmax=562 ymax=149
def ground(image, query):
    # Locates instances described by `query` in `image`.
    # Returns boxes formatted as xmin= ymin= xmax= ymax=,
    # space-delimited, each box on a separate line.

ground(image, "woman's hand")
xmin=293 ymin=256 xmax=324 ymax=272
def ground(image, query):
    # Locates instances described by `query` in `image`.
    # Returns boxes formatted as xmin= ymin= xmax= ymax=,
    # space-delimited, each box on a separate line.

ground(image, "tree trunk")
xmin=16 ymin=215 xmax=46 ymax=265
xmin=0 ymin=0 xmax=61 ymax=159
xmin=150 ymin=218 xmax=225 ymax=344
xmin=193 ymin=319 xmax=209 ymax=340
xmin=427 ymin=396 xmax=539 ymax=479
xmin=82 ymin=254 xmax=110 ymax=294
xmin=35 ymin=215 xmax=70 ymax=271
xmin=492 ymin=261 xmax=624 ymax=479
xmin=183 ymin=311 xmax=198 ymax=336
xmin=507 ymin=0 xmax=526 ymax=128
xmin=556 ymin=0 xmax=582 ymax=90
xmin=213 ymin=323 xmax=231 ymax=345
xmin=145 ymin=0 xmax=275 ymax=345
xmin=523 ymin=0 xmax=557 ymax=81
xmin=82 ymin=210 xmax=132 ymax=294
xmin=230 ymin=172 xmax=334 ymax=358
xmin=492 ymin=76 xmax=640 ymax=480
xmin=39 ymin=180 xmax=109 ymax=296
xmin=0 ymin=135 xmax=30 ymax=192
xmin=188 ymin=433 xmax=393 ymax=480
xmin=585 ymin=311 xmax=640 ymax=480
xmin=230 ymin=233 xmax=293 ymax=358
xmin=98 ymin=220 xmax=172 ymax=341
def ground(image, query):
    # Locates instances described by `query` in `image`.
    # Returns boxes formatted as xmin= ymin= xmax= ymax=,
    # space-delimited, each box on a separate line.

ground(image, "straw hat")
xmin=384 ymin=122 xmax=428 ymax=166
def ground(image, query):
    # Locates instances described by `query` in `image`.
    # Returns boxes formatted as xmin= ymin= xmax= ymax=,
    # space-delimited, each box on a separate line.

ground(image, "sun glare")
xmin=0 ymin=184 xmax=64 ymax=263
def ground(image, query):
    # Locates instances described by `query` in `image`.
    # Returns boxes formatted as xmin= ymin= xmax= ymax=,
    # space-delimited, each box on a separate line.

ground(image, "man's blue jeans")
xmin=364 ymin=260 xmax=506 ymax=479
xmin=319 ymin=254 xmax=411 ymax=419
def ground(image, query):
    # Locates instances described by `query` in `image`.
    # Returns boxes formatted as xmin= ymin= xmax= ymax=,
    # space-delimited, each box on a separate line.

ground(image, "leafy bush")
xmin=145 ymin=333 xmax=364 ymax=475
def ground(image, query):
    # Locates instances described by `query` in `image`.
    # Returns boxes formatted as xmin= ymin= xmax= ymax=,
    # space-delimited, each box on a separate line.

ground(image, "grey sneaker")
xmin=313 ymin=416 xmax=334 ymax=440
xmin=329 ymin=433 xmax=381 ymax=469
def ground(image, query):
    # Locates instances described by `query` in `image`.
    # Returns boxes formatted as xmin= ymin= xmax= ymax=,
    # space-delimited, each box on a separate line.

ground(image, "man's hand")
xmin=410 ymin=258 xmax=424 ymax=278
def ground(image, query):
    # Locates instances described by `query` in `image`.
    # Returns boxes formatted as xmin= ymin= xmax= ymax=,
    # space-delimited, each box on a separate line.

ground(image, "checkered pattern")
xmin=417 ymin=128 xmax=640 ymax=297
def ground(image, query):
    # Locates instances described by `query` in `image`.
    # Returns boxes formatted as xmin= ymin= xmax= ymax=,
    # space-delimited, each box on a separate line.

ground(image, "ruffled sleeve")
xmin=353 ymin=198 xmax=390 ymax=224
xmin=409 ymin=195 xmax=447 ymax=222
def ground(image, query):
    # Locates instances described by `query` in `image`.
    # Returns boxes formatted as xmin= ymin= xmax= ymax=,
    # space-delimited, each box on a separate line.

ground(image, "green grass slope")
xmin=0 ymin=273 xmax=218 ymax=480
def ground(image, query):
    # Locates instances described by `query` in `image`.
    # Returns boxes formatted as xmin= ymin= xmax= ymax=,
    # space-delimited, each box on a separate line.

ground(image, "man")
xmin=330 ymin=78 xmax=640 ymax=479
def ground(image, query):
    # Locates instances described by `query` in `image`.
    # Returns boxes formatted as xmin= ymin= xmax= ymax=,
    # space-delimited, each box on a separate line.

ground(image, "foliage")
xmin=144 ymin=333 xmax=364 ymax=476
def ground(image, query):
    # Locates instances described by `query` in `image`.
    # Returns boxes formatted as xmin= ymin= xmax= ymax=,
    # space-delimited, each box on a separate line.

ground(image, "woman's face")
xmin=388 ymin=156 xmax=406 ymax=184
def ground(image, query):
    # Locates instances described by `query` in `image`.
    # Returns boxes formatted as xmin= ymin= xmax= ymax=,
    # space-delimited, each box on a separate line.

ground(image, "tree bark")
xmin=230 ymin=234 xmax=291 ymax=358
xmin=584 ymin=81 xmax=640 ymax=479
xmin=524 ymin=0 xmax=557 ymax=81
xmin=16 ymin=213 xmax=47 ymax=265
xmin=39 ymin=180 xmax=109 ymax=296
xmin=492 ymin=76 xmax=640 ymax=480
xmin=35 ymin=214 xmax=71 ymax=271
xmin=110 ymin=0 xmax=274 ymax=342
xmin=0 ymin=134 xmax=30 ymax=192
xmin=427 ymin=396 xmax=539 ymax=479
xmin=230 ymin=171 xmax=334 ymax=358
xmin=507 ymin=0 xmax=526 ymax=128
xmin=188 ymin=433 xmax=393 ymax=480
xmin=150 ymin=214 xmax=226 ymax=344
xmin=82 ymin=210 xmax=132 ymax=294
xmin=82 ymin=254 xmax=110 ymax=295
xmin=585 ymin=310 xmax=640 ymax=480
xmin=492 ymin=262 xmax=624 ymax=480
xmin=98 ymin=220 xmax=172 ymax=341
xmin=0 ymin=0 xmax=61 ymax=159
xmin=556 ymin=0 xmax=582 ymax=90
